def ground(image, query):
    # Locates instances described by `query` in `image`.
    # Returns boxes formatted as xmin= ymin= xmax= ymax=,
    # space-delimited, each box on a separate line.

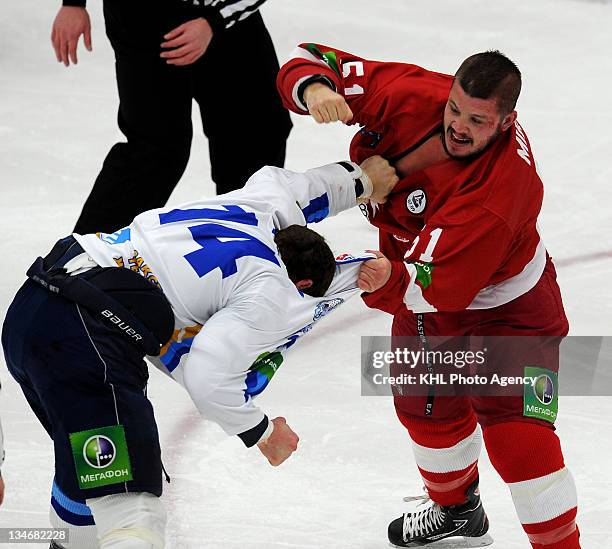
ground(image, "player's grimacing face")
xmin=442 ymin=81 xmax=515 ymax=159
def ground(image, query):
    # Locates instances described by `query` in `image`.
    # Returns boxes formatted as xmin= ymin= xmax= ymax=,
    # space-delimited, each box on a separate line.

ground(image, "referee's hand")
xmin=161 ymin=18 xmax=214 ymax=67
xmin=51 ymin=6 xmax=92 ymax=67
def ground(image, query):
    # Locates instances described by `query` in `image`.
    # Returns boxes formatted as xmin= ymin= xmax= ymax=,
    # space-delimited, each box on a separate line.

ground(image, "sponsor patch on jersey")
xmin=70 ymin=425 xmax=133 ymax=490
xmin=245 ymin=351 xmax=285 ymax=397
xmin=523 ymin=367 xmax=558 ymax=424
xmin=313 ymin=298 xmax=344 ymax=322
xmin=406 ymin=189 xmax=427 ymax=214
xmin=303 ymin=44 xmax=341 ymax=77
xmin=413 ymin=261 xmax=434 ymax=289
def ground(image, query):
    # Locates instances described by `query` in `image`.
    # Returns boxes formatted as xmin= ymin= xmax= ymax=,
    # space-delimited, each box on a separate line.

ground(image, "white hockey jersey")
xmin=74 ymin=163 xmax=370 ymax=443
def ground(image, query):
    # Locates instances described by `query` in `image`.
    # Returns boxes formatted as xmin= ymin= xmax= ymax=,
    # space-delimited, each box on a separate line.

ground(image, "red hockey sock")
xmin=524 ymin=509 xmax=581 ymax=549
xmin=399 ymin=411 xmax=481 ymax=506
xmin=483 ymin=422 xmax=580 ymax=549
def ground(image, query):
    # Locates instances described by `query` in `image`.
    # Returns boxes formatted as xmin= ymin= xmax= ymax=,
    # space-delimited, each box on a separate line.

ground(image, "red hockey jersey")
xmin=277 ymin=43 xmax=546 ymax=314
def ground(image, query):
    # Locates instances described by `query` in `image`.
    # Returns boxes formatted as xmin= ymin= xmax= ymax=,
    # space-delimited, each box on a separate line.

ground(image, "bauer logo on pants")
xmin=70 ymin=425 xmax=133 ymax=490
xmin=523 ymin=367 xmax=558 ymax=423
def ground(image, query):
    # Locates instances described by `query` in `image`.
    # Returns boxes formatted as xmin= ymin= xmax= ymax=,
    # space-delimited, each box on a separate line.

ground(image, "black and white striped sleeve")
xmin=61 ymin=0 xmax=269 ymax=34
xmin=181 ymin=0 xmax=270 ymax=33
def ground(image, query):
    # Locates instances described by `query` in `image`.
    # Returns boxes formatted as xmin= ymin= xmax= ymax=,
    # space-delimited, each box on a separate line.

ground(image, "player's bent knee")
xmin=87 ymin=492 xmax=166 ymax=548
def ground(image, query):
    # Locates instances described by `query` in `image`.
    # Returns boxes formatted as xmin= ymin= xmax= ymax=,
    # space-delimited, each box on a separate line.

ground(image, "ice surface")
xmin=1 ymin=0 xmax=611 ymax=547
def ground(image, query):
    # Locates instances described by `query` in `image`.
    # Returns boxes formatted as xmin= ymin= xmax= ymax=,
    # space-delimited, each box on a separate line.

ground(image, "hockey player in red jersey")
xmin=278 ymin=44 xmax=580 ymax=548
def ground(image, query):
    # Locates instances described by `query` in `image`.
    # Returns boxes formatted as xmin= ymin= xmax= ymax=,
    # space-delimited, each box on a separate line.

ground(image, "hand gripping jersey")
xmin=278 ymin=44 xmax=547 ymax=314
xmin=74 ymin=163 xmax=372 ymax=444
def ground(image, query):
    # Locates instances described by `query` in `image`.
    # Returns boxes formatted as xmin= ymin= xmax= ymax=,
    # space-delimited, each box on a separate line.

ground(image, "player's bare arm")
xmin=51 ymin=6 xmax=92 ymax=67
xmin=303 ymin=82 xmax=353 ymax=124
xmin=257 ymin=417 xmax=299 ymax=466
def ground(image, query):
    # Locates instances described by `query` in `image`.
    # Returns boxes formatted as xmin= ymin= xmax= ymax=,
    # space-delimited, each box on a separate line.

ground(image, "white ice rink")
xmin=1 ymin=0 xmax=612 ymax=547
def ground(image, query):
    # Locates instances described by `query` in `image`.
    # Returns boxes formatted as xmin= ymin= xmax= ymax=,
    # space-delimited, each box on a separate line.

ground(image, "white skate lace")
xmin=402 ymin=493 xmax=446 ymax=541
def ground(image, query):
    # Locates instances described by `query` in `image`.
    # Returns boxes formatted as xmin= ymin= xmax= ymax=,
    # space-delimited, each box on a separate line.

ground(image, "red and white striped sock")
xmin=400 ymin=412 xmax=481 ymax=506
xmin=484 ymin=422 xmax=580 ymax=548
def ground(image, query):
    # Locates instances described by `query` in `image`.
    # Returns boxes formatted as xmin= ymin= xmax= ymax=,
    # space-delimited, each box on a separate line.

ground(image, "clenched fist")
xmin=359 ymin=155 xmax=400 ymax=204
xmin=303 ymin=83 xmax=353 ymax=124
xmin=358 ymin=251 xmax=392 ymax=293
xmin=257 ymin=417 xmax=299 ymax=466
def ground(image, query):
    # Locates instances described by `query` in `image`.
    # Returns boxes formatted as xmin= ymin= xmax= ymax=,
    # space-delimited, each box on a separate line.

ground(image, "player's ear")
xmin=501 ymin=110 xmax=517 ymax=132
xmin=295 ymin=279 xmax=313 ymax=290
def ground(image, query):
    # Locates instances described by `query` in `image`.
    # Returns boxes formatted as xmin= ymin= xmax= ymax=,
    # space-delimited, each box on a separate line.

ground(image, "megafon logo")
xmin=83 ymin=435 xmax=117 ymax=469
xmin=533 ymin=374 xmax=554 ymax=405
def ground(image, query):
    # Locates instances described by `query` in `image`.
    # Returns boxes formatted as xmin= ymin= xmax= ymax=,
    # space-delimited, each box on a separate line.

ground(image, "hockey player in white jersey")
xmin=2 ymin=156 xmax=398 ymax=548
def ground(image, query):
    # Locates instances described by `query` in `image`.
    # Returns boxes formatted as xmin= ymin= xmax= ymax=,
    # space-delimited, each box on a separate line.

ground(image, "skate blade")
xmin=390 ymin=533 xmax=494 ymax=548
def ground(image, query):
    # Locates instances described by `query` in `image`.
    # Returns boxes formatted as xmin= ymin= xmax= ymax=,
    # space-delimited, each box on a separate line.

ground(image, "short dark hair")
xmin=454 ymin=50 xmax=522 ymax=115
xmin=274 ymin=225 xmax=335 ymax=297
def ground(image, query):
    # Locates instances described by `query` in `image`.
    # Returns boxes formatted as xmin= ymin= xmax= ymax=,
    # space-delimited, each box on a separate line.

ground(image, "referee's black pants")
xmin=74 ymin=2 xmax=292 ymax=235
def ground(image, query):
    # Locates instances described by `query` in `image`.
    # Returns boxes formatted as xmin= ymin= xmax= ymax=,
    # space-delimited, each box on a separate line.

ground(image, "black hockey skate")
xmin=388 ymin=480 xmax=493 ymax=547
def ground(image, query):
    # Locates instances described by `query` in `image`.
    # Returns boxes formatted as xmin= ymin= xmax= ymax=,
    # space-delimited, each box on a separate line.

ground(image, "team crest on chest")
xmin=406 ymin=189 xmax=427 ymax=214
